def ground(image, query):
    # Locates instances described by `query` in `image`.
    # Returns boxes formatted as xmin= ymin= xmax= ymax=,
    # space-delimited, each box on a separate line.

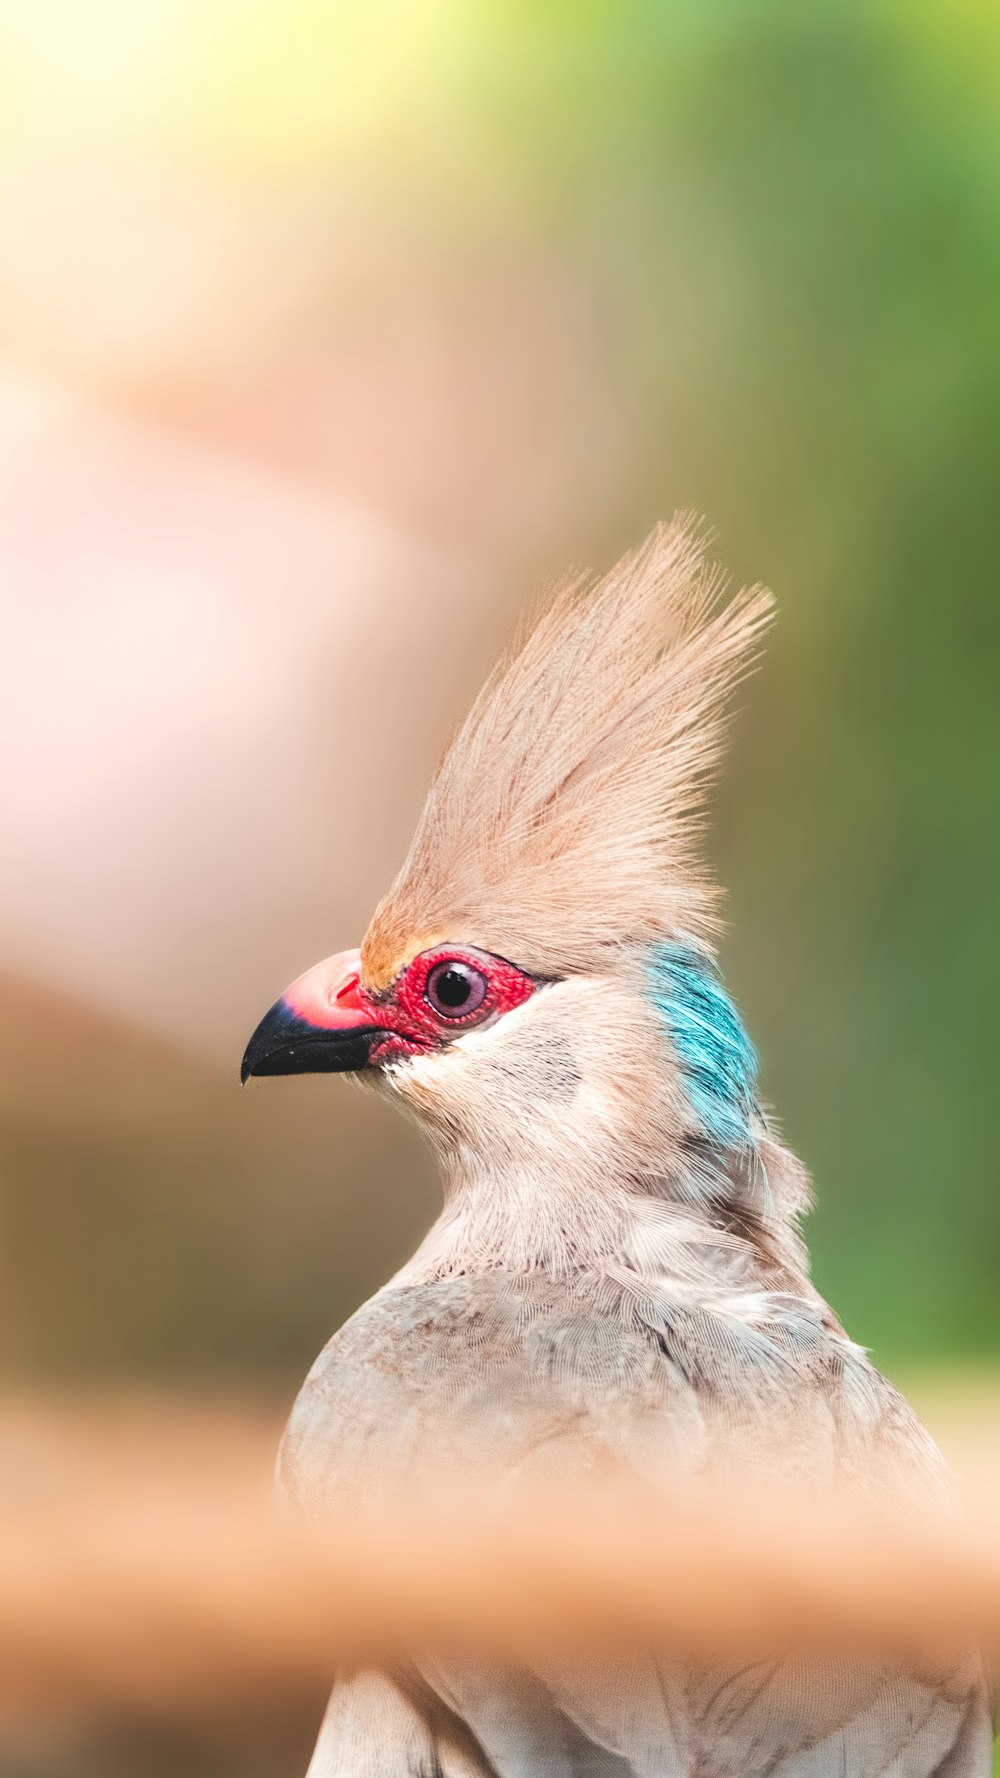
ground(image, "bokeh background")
xmin=1 ymin=1 xmax=998 ymax=1772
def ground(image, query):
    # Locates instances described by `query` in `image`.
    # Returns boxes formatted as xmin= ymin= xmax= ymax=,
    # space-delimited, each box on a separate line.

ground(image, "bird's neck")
xmin=392 ymin=1119 xmax=811 ymax=1299
xmin=383 ymin=969 xmax=813 ymax=1299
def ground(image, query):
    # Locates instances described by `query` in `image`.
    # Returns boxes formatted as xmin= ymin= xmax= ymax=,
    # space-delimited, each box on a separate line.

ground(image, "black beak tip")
xmin=240 ymin=997 xmax=379 ymax=1083
xmin=240 ymin=998 xmax=292 ymax=1084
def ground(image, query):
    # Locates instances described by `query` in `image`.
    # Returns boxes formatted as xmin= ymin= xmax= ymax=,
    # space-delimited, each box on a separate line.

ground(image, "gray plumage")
xmin=246 ymin=520 xmax=992 ymax=1775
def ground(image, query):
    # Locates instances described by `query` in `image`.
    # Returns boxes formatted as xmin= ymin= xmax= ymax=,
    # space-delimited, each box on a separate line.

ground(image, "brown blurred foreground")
xmin=0 ymin=1386 xmax=997 ymax=1776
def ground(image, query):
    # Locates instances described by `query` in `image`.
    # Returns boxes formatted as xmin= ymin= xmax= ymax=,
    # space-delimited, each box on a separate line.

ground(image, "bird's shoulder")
xmin=278 ymin=1268 xmax=939 ymax=1512
xmin=278 ymin=1269 xmax=683 ymax=1510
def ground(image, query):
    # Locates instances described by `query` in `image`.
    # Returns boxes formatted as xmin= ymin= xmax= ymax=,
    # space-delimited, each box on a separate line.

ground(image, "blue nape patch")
xmin=647 ymin=942 xmax=758 ymax=1150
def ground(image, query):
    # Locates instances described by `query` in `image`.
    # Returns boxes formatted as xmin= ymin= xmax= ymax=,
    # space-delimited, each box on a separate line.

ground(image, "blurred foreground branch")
xmin=0 ymin=1395 xmax=997 ymax=1735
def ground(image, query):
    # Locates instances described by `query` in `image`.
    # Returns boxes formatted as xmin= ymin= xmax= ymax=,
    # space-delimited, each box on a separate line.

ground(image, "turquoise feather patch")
xmin=647 ymin=942 xmax=758 ymax=1150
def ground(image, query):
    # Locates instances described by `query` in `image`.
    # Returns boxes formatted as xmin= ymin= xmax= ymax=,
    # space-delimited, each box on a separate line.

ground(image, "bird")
xmin=241 ymin=518 xmax=992 ymax=1777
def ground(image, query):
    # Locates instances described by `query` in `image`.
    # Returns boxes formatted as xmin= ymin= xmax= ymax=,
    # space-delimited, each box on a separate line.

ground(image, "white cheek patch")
xmin=386 ymin=1045 xmax=453 ymax=1093
xmin=383 ymin=997 xmax=539 ymax=1095
xmin=458 ymin=995 xmax=539 ymax=1052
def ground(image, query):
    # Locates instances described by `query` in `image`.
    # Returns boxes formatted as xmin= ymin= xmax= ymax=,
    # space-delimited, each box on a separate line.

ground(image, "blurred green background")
xmin=2 ymin=3 xmax=998 ymax=1399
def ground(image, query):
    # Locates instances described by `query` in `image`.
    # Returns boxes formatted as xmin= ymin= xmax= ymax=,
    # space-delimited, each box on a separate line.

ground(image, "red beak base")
xmin=240 ymin=949 xmax=382 ymax=1082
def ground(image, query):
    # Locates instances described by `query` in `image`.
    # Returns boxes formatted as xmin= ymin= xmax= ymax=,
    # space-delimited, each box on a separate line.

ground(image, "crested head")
xmin=243 ymin=517 xmax=812 ymax=1280
xmin=361 ymin=515 xmax=774 ymax=990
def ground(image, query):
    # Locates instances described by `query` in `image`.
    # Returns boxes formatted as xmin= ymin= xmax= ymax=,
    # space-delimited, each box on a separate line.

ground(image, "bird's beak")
xmin=240 ymin=948 xmax=383 ymax=1083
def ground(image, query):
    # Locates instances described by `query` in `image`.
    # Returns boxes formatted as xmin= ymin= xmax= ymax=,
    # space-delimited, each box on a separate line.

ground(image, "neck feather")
xmin=384 ymin=966 xmax=813 ymax=1296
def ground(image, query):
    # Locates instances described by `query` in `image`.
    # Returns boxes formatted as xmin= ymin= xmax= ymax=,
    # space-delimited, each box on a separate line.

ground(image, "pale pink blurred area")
xmin=0 ymin=151 xmax=625 ymax=558
xmin=0 ymin=8 xmax=631 ymax=1077
xmin=0 ymin=6 xmax=584 ymax=1402
xmin=0 ymin=365 xmax=504 ymax=1058
xmin=0 ymin=359 xmax=516 ymax=1389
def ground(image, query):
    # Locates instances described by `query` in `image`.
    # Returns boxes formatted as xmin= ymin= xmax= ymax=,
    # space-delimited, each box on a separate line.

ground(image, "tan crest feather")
xmin=362 ymin=516 xmax=774 ymax=988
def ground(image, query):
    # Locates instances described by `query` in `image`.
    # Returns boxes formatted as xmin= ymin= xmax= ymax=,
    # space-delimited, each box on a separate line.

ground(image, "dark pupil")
xmin=434 ymin=966 xmax=472 ymax=1008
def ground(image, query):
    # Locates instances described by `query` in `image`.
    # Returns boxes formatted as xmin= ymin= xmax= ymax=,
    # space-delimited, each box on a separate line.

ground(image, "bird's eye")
xmin=424 ymin=959 xmax=489 ymax=1020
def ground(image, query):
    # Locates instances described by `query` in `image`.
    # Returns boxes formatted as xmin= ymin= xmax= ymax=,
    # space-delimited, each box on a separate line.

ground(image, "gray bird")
xmin=242 ymin=519 xmax=992 ymax=1776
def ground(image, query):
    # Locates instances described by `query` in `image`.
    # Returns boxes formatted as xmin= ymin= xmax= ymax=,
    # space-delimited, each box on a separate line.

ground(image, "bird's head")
xmin=242 ymin=518 xmax=802 ymax=1228
xmin=241 ymin=939 xmax=545 ymax=1103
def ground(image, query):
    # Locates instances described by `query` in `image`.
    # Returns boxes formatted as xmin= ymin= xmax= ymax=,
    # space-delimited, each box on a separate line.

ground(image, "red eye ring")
xmin=424 ymin=958 xmax=489 ymax=1020
xmin=378 ymin=946 xmax=538 ymax=1058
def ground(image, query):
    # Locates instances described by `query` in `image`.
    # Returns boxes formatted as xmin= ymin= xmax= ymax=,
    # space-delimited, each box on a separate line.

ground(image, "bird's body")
xmin=243 ymin=521 xmax=992 ymax=1775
